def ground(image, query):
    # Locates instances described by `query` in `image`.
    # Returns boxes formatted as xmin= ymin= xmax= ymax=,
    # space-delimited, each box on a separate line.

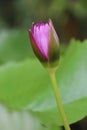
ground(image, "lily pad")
xmin=0 ymin=40 xmax=87 ymax=126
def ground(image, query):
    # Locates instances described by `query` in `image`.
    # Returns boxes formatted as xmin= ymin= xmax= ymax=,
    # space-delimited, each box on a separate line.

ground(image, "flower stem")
xmin=50 ymin=72 xmax=71 ymax=130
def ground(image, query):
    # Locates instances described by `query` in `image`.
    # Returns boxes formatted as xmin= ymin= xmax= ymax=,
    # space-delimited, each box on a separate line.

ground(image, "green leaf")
xmin=0 ymin=30 xmax=34 ymax=64
xmin=0 ymin=39 xmax=87 ymax=127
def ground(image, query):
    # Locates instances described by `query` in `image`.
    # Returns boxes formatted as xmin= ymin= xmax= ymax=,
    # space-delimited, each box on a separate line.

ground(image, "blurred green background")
xmin=0 ymin=0 xmax=87 ymax=42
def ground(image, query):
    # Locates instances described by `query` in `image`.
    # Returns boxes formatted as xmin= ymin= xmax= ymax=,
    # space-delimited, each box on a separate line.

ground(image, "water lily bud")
xmin=28 ymin=19 xmax=60 ymax=71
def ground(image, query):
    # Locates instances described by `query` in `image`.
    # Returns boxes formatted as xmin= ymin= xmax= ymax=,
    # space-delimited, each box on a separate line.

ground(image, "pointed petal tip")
xmin=28 ymin=29 xmax=32 ymax=36
xmin=28 ymin=29 xmax=31 ymax=32
xmin=32 ymin=22 xmax=34 ymax=25
xmin=48 ymin=18 xmax=52 ymax=22
xmin=49 ymin=18 xmax=52 ymax=23
xmin=49 ymin=19 xmax=54 ymax=28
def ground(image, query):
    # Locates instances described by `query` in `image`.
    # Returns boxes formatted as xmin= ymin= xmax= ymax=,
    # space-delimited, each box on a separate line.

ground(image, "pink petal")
xmin=33 ymin=22 xmax=50 ymax=59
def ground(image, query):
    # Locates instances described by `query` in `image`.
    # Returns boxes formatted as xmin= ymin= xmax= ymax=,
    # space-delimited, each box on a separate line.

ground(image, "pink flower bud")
xmin=28 ymin=19 xmax=60 ymax=69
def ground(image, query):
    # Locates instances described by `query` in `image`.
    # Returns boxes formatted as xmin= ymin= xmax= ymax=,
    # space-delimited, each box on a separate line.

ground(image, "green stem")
xmin=50 ymin=72 xmax=71 ymax=130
